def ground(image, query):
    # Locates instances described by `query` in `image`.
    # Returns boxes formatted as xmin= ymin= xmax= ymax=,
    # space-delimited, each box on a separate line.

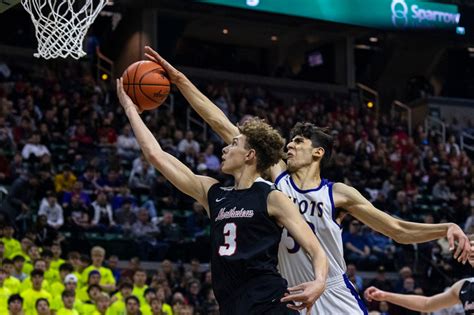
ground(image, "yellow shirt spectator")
xmin=50 ymin=258 xmax=66 ymax=271
xmin=45 ymin=268 xmax=60 ymax=284
xmin=21 ymin=288 xmax=52 ymax=315
xmin=107 ymin=299 xmax=125 ymax=315
xmin=5 ymin=275 xmax=20 ymax=294
xmin=56 ymin=309 xmax=79 ymax=315
xmin=20 ymin=277 xmax=50 ymax=293
xmin=54 ymin=169 xmax=77 ymax=193
xmin=0 ymin=286 xmax=11 ymax=313
xmin=1 ymin=237 xmax=21 ymax=258
xmin=133 ymin=285 xmax=148 ymax=306
xmin=51 ymin=296 xmax=84 ymax=313
xmin=81 ymin=266 xmax=116 ymax=290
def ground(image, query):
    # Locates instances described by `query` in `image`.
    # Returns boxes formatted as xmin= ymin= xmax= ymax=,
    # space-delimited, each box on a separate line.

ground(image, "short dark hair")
xmin=87 ymin=284 xmax=101 ymax=294
xmin=125 ymin=295 xmax=140 ymax=305
xmin=31 ymin=269 xmax=44 ymax=278
xmin=119 ymin=282 xmax=133 ymax=291
xmin=12 ymin=255 xmax=25 ymax=263
xmin=237 ymin=118 xmax=285 ymax=173
xmin=59 ymin=263 xmax=74 ymax=273
xmin=40 ymin=249 xmax=53 ymax=258
xmin=35 ymin=298 xmax=49 ymax=308
xmin=62 ymin=289 xmax=75 ymax=299
xmin=2 ymin=258 xmax=13 ymax=265
xmin=290 ymin=122 xmax=334 ymax=170
xmin=8 ymin=294 xmax=23 ymax=305
xmin=144 ymin=287 xmax=156 ymax=297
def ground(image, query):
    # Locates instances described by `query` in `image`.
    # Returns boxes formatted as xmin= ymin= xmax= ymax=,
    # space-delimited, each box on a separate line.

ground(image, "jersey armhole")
xmin=274 ymin=170 xmax=288 ymax=186
xmin=206 ymin=183 xmax=222 ymax=218
xmin=328 ymin=182 xmax=342 ymax=229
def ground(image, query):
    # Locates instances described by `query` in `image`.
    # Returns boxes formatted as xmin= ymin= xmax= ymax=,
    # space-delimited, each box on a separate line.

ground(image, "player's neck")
xmin=291 ymin=164 xmax=322 ymax=189
xmin=233 ymin=167 xmax=260 ymax=190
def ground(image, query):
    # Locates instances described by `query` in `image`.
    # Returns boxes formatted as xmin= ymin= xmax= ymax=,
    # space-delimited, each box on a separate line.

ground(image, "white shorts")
xmin=301 ymin=275 xmax=368 ymax=315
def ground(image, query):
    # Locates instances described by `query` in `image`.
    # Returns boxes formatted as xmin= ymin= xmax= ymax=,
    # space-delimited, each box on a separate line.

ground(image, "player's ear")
xmin=312 ymin=147 xmax=325 ymax=159
xmin=245 ymin=148 xmax=256 ymax=162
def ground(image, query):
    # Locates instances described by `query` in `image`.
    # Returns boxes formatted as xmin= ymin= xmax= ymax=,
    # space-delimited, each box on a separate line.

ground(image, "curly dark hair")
xmin=290 ymin=122 xmax=333 ymax=170
xmin=238 ymin=118 xmax=285 ymax=173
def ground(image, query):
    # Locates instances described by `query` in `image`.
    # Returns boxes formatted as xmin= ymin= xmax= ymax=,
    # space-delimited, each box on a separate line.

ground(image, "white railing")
xmin=186 ymin=107 xmax=208 ymax=141
xmin=425 ymin=116 xmax=446 ymax=143
xmin=391 ymin=100 xmax=412 ymax=136
xmin=460 ymin=131 xmax=474 ymax=153
xmin=357 ymin=83 xmax=379 ymax=117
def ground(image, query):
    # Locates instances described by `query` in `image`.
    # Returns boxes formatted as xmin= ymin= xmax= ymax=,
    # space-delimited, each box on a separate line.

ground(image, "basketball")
xmin=122 ymin=60 xmax=170 ymax=111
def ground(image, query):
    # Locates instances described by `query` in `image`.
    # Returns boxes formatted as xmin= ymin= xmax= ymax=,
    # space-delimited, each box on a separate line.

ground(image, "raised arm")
xmin=144 ymin=46 xmax=239 ymax=144
xmin=116 ymin=78 xmax=218 ymax=213
xmin=333 ymin=182 xmax=471 ymax=264
xmin=364 ymin=279 xmax=464 ymax=312
xmin=267 ymin=190 xmax=328 ymax=312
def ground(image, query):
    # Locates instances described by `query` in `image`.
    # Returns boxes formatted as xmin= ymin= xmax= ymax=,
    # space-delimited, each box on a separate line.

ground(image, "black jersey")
xmin=460 ymin=278 xmax=474 ymax=314
xmin=207 ymin=178 xmax=291 ymax=314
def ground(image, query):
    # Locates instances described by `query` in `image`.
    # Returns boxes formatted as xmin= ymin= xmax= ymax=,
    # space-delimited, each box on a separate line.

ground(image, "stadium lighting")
xmin=222 ymin=28 xmax=229 ymax=35
xmin=367 ymin=101 xmax=374 ymax=108
xmin=101 ymin=73 xmax=109 ymax=80
xmin=271 ymin=35 xmax=278 ymax=41
xmin=369 ymin=37 xmax=378 ymax=43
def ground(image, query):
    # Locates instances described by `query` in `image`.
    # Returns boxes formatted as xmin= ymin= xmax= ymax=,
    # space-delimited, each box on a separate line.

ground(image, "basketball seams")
xmin=121 ymin=60 xmax=170 ymax=111
xmin=138 ymin=66 xmax=170 ymax=106
xmin=132 ymin=61 xmax=141 ymax=107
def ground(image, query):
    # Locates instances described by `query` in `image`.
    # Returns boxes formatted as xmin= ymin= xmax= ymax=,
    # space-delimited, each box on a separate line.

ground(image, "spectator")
xmin=367 ymin=266 xmax=393 ymax=292
xmin=125 ymin=296 xmax=141 ymax=315
xmin=464 ymin=207 xmax=474 ymax=234
xmin=21 ymin=132 xmax=50 ymax=162
xmin=131 ymin=209 xmax=165 ymax=260
xmin=114 ymin=199 xmax=136 ymax=232
xmin=20 ymin=270 xmax=52 ymax=315
xmin=343 ymin=220 xmax=378 ymax=269
xmin=178 ymin=131 xmax=200 ymax=155
xmin=38 ymin=192 xmax=64 ymax=230
xmin=158 ymin=211 xmax=182 ymax=244
xmin=54 ymin=165 xmax=77 ymax=195
xmin=432 ymin=178 xmax=455 ymax=202
xmin=106 ymin=255 xmax=120 ymax=284
xmin=346 ymin=263 xmax=363 ymax=293
xmin=90 ymin=192 xmax=117 ymax=233
xmin=203 ymin=143 xmax=220 ymax=172
xmin=128 ymin=162 xmax=155 ymax=196
xmin=80 ymin=246 xmax=116 ymax=293
xmin=7 ymin=294 xmax=24 ymax=315
xmin=117 ymin=125 xmax=140 ymax=160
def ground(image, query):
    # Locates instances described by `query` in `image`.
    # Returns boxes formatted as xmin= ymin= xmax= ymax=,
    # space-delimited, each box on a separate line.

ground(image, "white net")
xmin=21 ymin=0 xmax=108 ymax=59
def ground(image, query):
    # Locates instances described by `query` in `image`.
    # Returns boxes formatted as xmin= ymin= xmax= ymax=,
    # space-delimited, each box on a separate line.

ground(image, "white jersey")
xmin=275 ymin=171 xmax=368 ymax=315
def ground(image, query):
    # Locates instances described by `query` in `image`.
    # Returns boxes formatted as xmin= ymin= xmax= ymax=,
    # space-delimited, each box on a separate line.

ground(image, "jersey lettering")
xmin=218 ymin=223 xmax=237 ymax=256
xmin=285 ymin=221 xmax=316 ymax=253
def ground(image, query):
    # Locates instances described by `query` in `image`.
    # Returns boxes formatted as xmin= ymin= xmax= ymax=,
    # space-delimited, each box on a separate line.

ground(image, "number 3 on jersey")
xmin=219 ymin=223 xmax=237 ymax=256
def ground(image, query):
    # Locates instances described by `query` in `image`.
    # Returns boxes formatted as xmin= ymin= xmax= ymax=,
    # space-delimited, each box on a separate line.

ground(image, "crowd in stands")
xmin=0 ymin=58 xmax=472 ymax=314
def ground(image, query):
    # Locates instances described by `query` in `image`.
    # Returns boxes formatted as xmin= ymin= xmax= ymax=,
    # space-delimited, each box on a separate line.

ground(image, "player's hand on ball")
xmin=364 ymin=286 xmax=387 ymax=302
xmin=144 ymin=46 xmax=183 ymax=84
xmin=116 ymin=78 xmax=142 ymax=114
xmin=281 ymin=280 xmax=325 ymax=312
xmin=446 ymin=223 xmax=471 ymax=264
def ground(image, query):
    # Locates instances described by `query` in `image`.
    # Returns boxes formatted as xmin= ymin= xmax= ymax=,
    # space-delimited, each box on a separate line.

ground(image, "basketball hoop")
xmin=21 ymin=0 xmax=108 ymax=59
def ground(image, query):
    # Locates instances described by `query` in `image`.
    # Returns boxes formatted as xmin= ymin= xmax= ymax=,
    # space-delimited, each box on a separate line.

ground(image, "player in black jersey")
xmin=364 ymin=240 xmax=474 ymax=314
xmin=116 ymin=79 xmax=328 ymax=314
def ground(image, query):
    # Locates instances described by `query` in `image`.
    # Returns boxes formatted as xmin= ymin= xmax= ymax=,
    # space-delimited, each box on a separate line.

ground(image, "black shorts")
xmin=219 ymin=275 xmax=299 ymax=315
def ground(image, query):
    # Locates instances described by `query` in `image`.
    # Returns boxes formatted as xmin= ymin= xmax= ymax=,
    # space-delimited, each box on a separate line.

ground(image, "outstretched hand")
xmin=116 ymin=78 xmax=142 ymax=114
xmin=144 ymin=46 xmax=183 ymax=84
xmin=364 ymin=286 xmax=387 ymax=302
xmin=447 ymin=223 xmax=471 ymax=264
xmin=281 ymin=280 xmax=325 ymax=312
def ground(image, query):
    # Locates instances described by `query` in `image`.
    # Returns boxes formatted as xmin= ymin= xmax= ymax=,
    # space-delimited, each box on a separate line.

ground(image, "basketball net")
xmin=21 ymin=0 xmax=108 ymax=59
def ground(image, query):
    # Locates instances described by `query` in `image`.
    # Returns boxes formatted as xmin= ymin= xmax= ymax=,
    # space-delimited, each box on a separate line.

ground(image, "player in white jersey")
xmin=143 ymin=46 xmax=472 ymax=314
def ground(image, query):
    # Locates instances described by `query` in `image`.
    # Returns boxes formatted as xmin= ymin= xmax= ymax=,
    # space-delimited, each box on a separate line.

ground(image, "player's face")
xmin=221 ymin=135 xmax=253 ymax=175
xmin=286 ymin=136 xmax=317 ymax=172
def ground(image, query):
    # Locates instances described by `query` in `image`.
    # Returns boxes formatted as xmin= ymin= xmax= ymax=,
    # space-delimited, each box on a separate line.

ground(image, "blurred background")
xmin=0 ymin=0 xmax=473 ymax=314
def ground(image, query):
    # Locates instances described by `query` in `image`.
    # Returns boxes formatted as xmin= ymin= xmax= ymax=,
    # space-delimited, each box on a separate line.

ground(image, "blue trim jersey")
xmin=275 ymin=171 xmax=368 ymax=315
